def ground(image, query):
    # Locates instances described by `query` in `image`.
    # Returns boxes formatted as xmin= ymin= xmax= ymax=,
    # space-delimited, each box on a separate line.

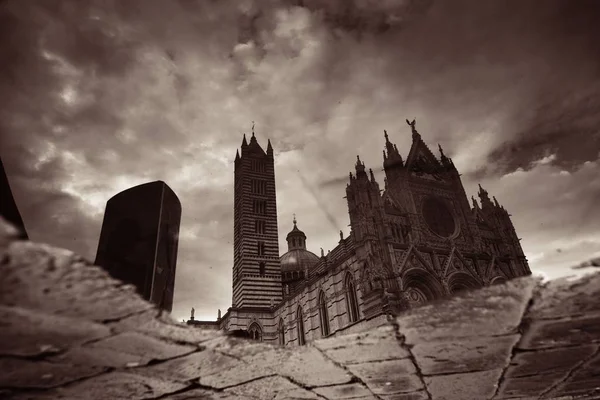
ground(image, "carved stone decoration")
xmin=406 ymin=287 xmax=428 ymax=304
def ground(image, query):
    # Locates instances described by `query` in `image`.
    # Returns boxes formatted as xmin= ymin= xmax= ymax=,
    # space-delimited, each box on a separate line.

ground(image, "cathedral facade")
xmin=189 ymin=120 xmax=531 ymax=346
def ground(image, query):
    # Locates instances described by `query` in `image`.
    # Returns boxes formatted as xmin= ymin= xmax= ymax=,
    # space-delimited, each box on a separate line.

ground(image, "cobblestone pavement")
xmin=1 ymin=217 xmax=599 ymax=400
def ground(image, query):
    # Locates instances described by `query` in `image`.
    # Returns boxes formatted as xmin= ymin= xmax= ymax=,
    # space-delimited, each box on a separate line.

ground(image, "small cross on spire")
xmin=293 ymin=213 xmax=297 ymax=226
xmin=251 ymin=121 xmax=255 ymax=137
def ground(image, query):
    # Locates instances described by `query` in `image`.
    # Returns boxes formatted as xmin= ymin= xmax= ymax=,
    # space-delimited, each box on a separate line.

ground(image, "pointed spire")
xmin=293 ymin=213 xmax=297 ymax=227
xmin=471 ymin=196 xmax=479 ymax=209
xmin=383 ymin=131 xmax=403 ymax=170
xmin=438 ymin=143 xmax=444 ymax=157
xmin=339 ymin=230 xmax=343 ymax=241
xmin=267 ymin=138 xmax=273 ymax=155
xmin=251 ymin=121 xmax=255 ymax=137
xmin=369 ymin=168 xmax=376 ymax=182
xmin=321 ymin=248 xmax=324 ymax=257
xmin=478 ymin=184 xmax=492 ymax=207
xmin=355 ymin=155 xmax=366 ymax=177
xmin=493 ymin=196 xmax=500 ymax=208
xmin=242 ymin=133 xmax=248 ymax=147
xmin=235 ymin=149 xmax=240 ymax=161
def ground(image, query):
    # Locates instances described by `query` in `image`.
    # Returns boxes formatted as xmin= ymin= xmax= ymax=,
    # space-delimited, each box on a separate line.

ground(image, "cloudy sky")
xmin=1 ymin=0 xmax=599 ymax=322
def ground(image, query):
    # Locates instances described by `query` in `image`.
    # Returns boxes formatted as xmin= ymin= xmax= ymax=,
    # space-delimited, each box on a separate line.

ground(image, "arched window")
xmin=259 ymin=262 xmax=265 ymax=276
xmin=319 ymin=291 xmax=330 ymax=337
xmin=297 ymin=306 xmax=305 ymax=346
xmin=248 ymin=322 xmax=262 ymax=341
xmin=278 ymin=318 xmax=285 ymax=346
xmin=345 ymin=273 xmax=359 ymax=323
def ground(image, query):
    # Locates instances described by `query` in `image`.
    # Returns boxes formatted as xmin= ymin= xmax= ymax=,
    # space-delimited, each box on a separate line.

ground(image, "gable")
xmin=405 ymin=137 xmax=442 ymax=172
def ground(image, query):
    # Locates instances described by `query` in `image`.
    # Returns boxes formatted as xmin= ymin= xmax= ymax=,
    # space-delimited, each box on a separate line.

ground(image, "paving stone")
xmin=110 ymin=309 xmax=220 ymax=345
xmin=518 ymin=314 xmax=600 ymax=350
xmin=274 ymin=388 xmax=322 ymax=399
xmin=313 ymin=325 xmax=410 ymax=365
xmin=424 ymin=368 xmax=502 ymax=400
xmin=495 ymin=371 xmax=567 ymax=399
xmin=161 ymin=388 xmax=234 ymax=399
xmin=395 ymin=276 xmax=537 ymax=343
xmin=135 ymin=348 xmax=239 ymax=382
xmin=240 ymin=345 xmax=353 ymax=388
xmin=378 ymin=392 xmax=429 ymax=400
xmin=42 ymin=371 xmax=188 ymax=400
xmin=505 ymin=344 xmax=597 ymax=378
xmin=223 ymin=376 xmax=303 ymax=399
xmin=0 ymin=241 xmax=153 ymax=321
xmin=203 ymin=334 xmax=274 ymax=358
xmin=313 ymin=382 xmax=376 ymax=399
xmin=548 ymin=349 xmax=600 ymax=399
xmin=198 ymin=359 xmax=277 ymax=389
xmin=347 ymin=359 xmax=424 ymax=395
xmin=0 ymin=357 xmax=106 ymax=389
xmin=528 ymin=272 xmax=600 ymax=320
xmin=0 ymin=305 xmax=111 ymax=357
xmin=49 ymin=331 xmax=196 ymax=369
xmin=412 ymin=334 xmax=519 ymax=375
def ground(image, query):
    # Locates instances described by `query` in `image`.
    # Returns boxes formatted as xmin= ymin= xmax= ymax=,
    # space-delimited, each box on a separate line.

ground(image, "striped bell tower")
xmin=232 ymin=125 xmax=282 ymax=309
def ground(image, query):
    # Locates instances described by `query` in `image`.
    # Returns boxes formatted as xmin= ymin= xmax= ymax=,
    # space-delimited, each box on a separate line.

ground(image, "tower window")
xmin=257 ymin=241 xmax=266 ymax=256
xmin=255 ymin=220 xmax=266 ymax=234
xmin=259 ymin=262 xmax=265 ymax=276
xmin=251 ymin=179 xmax=266 ymax=194
xmin=251 ymin=160 xmax=266 ymax=172
xmin=253 ymin=200 xmax=266 ymax=214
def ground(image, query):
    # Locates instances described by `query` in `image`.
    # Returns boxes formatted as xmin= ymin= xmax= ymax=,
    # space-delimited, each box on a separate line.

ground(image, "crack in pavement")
xmin=490 ymin=281 xmax=541 ymax=400
xmin=389 ymin=318 xmax=434 ymax=400
xmin=279 ymin=375 xmax=330 ymax=400
xmin=313 ymin=344 xmax=385 ymax=400
xmin=538 ymin=346 xmax=600 ymax=399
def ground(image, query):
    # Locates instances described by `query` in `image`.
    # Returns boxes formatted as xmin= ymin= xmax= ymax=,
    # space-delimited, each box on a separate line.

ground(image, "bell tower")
xmin=232 ymin=126 xmax=282 ymax=309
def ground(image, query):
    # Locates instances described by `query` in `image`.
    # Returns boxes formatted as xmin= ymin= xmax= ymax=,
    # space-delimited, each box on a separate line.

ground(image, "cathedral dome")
xmin=280 ymin=215 xmax=320 ymax=273
xmin=280 ymin=249 xmax=320 ymax=272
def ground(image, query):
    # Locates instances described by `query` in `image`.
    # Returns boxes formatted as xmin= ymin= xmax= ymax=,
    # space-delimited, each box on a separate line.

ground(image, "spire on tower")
xmin=242 ymin=133 xmax=248 ymax=147
xmin=267 ymin=138 xmax=273 ymax=156
xmin=369 ymin=168 xmax=376 ymax=182
xmin=251 ymin=121 xmax=255 ymax=137
xmin=235 ymin=149 xmax=240 ymax=162
xmin=293 ymin=213 xmax=297 ymax=226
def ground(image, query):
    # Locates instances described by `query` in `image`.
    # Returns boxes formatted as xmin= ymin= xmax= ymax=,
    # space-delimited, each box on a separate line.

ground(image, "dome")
xmin=280 ymin=248 xmax=320 ymax=273
xmin=280 ymin=215 xmax=320 ymax=273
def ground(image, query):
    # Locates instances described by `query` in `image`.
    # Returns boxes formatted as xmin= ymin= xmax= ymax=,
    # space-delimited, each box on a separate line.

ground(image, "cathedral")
xmin=187 ymin=119 xmax=531 ymax=346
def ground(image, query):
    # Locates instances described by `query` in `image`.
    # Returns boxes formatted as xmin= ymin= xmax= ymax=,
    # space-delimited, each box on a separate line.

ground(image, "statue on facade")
xmin=190 ymin=307 xmax=195 ymax=320
xmin=406 ymin=118 xmax=417 ymax=134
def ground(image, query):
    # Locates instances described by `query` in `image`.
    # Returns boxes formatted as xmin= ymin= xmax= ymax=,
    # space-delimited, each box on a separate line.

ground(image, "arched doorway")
xmin=490 ymin=275 xmax=507 ymax=286
xmin=402 ymin=268 xmax=446 ymax=305
xmin=447 ymin=272 xmax=482 ymax=295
